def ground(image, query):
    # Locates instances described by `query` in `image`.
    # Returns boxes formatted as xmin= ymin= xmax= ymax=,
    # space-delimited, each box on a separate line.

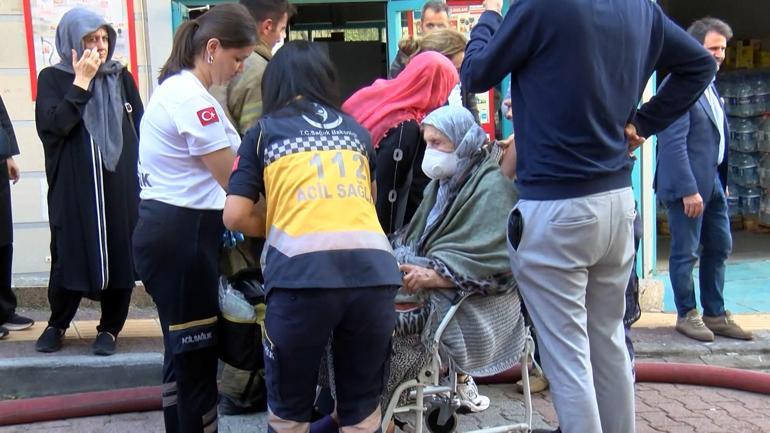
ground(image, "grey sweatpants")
xmin=508 ymin=187 xmax=636 ymax=433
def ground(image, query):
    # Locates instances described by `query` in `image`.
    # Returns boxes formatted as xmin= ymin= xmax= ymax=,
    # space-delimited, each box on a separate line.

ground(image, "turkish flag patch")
xmin=196 ymin=107 xmax=219 ymax=126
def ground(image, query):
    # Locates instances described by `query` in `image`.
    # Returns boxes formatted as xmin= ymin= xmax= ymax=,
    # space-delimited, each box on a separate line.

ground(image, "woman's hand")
xmin=6 ymin=157 xmax=19 ymax=184
xmin=72 ymin=48 xmax=102 ymax=90
xmin=400 ymin=264 xmax=453 ymax=293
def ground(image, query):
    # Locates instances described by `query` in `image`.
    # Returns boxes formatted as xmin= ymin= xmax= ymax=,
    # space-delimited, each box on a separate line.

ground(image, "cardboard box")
xmin=761 ymin=51 xmax=770 ymax=68
xmin=735 ymin=39 xmax=761 ymax=69
xmin=725 ymin=46 xmax=736 ymax=69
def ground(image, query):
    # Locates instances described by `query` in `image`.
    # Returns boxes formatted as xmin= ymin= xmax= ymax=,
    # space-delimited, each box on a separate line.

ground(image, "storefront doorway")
xmin=656 ymin=0 xmax=770 ymax=313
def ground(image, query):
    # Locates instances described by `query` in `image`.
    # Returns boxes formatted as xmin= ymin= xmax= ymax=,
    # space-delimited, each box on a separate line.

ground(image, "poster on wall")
xmin=448 ymin=4 xmax=485 ymax=35
xmin=448 ymin=2 xmax=494 ymax=135
xmin=22 ymin=0 xmax=138 ymax=99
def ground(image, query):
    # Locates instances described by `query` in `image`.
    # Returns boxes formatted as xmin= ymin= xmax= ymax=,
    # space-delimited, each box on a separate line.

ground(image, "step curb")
xmin=0 ymin=353 xmax=162 ymax=399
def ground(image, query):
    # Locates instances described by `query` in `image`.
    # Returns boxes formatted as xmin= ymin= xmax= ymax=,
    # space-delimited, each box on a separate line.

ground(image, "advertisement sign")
xmin=449 ymin=2 xmax=494 ymax=135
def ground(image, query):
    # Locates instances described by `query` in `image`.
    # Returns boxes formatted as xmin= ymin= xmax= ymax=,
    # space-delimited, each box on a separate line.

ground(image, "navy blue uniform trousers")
xmin=264 ymin=286 xmax=397 ymax=432
xmin=133 ymin=200 xmax=222 ymax=433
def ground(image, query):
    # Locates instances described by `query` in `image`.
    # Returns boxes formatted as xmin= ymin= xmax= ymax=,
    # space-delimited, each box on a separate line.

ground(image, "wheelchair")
xmin=381 ymin=292 xmax=536 ymax=433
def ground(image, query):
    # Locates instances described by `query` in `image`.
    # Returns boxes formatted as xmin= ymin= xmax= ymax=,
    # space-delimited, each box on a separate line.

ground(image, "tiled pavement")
xmin=532 ymin=383 xmax=770 ymax=433
xmin=2 ymin=310 xmax=770 ymax=432
xmin=4 ymin=381 xmax=770 ymax=433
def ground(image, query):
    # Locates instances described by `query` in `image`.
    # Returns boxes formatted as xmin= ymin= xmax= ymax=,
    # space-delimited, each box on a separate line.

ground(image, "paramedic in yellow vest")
xmin=224 ymin=41 xmax=401 ymax=433
xmin=210 ymin=0 xmax=296 ymax=417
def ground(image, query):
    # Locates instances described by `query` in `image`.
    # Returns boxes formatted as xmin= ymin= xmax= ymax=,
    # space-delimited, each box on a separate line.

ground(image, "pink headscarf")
xmin=343 ymin=51 xmax=459 ymax=148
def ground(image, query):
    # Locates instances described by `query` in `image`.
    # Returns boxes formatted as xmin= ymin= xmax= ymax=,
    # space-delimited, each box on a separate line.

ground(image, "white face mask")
xmin=421 ymin=148 xmax=458 ymax=180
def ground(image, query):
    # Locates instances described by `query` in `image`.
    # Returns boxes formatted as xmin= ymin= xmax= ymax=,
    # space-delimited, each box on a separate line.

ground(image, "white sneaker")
xmin=456 ymin=375 xmax=490 ymax=413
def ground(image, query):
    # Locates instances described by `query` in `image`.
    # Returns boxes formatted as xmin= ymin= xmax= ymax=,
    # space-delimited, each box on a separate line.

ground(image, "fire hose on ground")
xmin=2 ymin=362 xmax=770 ymax=426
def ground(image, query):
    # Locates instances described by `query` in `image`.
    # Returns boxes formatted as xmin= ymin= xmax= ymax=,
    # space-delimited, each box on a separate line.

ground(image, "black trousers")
xmin=133 ymin=200 xmax=221 ymax=433
xmin=265 ymin=286 xmax=397 ymax=432
xmin=0 ymin=244 xmax=15 ymax=324
xmin=47 ymin=286 xmax=132 ymax=334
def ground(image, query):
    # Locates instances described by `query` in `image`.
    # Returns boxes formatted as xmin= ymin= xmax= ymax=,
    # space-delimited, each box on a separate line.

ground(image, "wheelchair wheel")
xmin=425 ymin=405 xmax=458 ymax=433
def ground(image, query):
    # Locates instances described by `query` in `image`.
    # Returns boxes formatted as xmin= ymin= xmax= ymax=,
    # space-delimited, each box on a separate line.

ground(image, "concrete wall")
xmin=2 ymin=0 xmax=163 ymax=286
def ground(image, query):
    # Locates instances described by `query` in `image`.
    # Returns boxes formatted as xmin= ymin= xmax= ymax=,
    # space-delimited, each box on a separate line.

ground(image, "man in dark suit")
xmin=656 ymin=17 xmax=752 ymax=342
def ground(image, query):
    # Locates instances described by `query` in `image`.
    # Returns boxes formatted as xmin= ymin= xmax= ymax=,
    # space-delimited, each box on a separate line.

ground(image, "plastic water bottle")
xmin=760 ymin=154 xmax=770 ymax=189
xmin=762 ymin=71 xmax=770 ymax=114
xmin=730 ymin=151 xmax=760 ymax=187
xmin=760 ymin=189 xmax=770 ymax=226
xmin=717 ymin=77 xmax=736 ymax=116
xmin=727 ymin=72 xmax=766 ymax=118
xmin=752 ymin=74 xmax=770 ymax=116
xmin=740 ymin=186 xmax=763 ymax=216
xmin=729 ymin=183 xmax=746 ymax=215
xmin=726 ymin=192 xmax=741 ymax=217
xmin=758 ymin=117 xmax=770 ymax=153
xmin=734 ymin=75 xmax=755 ymax=118
xmin=729 ymin=117 xmax=758 ymax=153
xmin=754 ymin=72 xmax=770 ymax=115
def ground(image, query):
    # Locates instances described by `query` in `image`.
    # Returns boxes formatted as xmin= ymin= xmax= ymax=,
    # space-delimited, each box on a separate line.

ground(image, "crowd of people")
xmin=0 ymin=0 xmax=756 ymax=432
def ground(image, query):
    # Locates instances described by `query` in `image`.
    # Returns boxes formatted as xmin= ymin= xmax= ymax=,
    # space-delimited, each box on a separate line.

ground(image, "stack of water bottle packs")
xmin=717 ymin=69 xmax=770 ymax=228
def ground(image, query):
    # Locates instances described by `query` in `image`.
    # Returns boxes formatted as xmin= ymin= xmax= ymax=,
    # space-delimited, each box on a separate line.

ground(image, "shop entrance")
xmin=289 ymin=2 xmax=388 ymax=101
xmin=657 ymin=0 xmax=770 ymax=313
xmin=170 ymin=0 xmax=389 ymax=102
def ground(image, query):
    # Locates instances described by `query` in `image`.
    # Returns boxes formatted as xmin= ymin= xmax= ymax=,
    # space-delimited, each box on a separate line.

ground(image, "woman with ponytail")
xmin=132 ymin=4 xmax=256 ymax=432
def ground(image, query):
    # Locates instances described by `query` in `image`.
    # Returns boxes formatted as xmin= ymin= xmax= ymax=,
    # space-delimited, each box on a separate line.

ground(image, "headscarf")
xmin=343 ymin=51 xmax=459 ymax=148
xmin=54 ymin=8 xmax=125 ymax=172
xmin=420 ymin=105 xmax=488 ymax=228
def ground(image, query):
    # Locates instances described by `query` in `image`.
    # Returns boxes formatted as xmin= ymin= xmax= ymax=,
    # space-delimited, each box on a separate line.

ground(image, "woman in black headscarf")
xmin=34 ymin=7 xmax=143 ymax=355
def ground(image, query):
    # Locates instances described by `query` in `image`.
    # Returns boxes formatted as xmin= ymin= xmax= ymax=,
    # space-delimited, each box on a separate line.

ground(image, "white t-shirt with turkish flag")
xmin=138 ymin=69 xmax=240 ymax=210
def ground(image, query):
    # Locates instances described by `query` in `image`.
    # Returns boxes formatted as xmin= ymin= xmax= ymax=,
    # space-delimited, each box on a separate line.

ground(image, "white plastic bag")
xmin=218 ymin=277 xmax=257 ymax=322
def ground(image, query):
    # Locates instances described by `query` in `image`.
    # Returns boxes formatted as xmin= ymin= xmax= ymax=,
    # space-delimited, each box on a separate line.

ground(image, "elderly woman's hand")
xmin=400 ymin=264 xmax=454 ymax=293
xmin=72 ymin=48 xmax=102 ymax=90
xmin=498 ymin=134 xmax=514 ymax=150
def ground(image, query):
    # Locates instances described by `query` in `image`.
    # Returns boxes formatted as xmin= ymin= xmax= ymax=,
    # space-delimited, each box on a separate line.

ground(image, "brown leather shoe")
xmin=675 ymin=309 xmax=714 ymax=342
xmin=703 ymin=311 xmax=753 ymax=340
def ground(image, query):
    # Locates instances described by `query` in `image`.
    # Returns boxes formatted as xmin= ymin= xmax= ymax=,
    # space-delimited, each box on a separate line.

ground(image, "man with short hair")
xmin=461 ymin=0 xmax=716 ymax=432
xmin=388 ymin=1 xmax=451 ymax=78
xmin=212 ymin=0 xmax=295 ymax=135
xmin=656 ymin=17 xmax=752 ymax=343
xmin=419 ymin=0 xmax=451 ymax=34
xmin=210 ymin=0 xmax=295 ymax=416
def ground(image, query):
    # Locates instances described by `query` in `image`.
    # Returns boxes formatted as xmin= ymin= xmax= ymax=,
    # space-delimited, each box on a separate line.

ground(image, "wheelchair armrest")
xmin=450 ymin=291 xmax=468 ymax=306
xmin=432 ymin=292 xmax=473 ymax=347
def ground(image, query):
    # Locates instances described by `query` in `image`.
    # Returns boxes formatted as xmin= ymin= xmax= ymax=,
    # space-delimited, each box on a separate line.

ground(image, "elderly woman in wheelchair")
xmin=381 ymin=105 xmax=531 ymax=433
